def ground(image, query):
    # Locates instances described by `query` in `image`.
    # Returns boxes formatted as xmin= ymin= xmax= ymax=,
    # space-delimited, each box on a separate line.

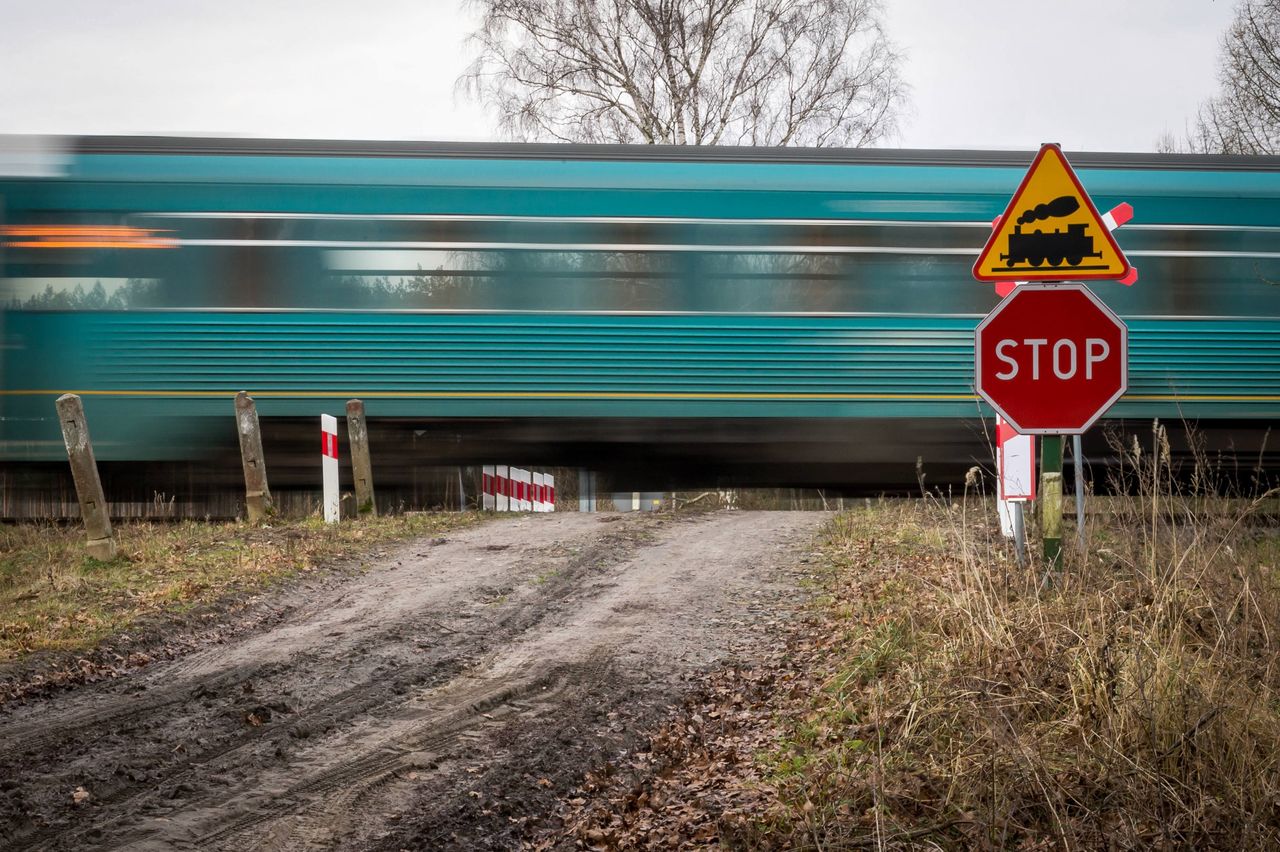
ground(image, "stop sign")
xmin=975 ymin=283 xmax=1127 ymax=435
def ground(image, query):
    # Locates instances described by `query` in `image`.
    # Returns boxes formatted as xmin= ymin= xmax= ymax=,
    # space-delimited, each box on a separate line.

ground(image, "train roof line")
xmin=58 ymin=135 xmax=1280 ymax=171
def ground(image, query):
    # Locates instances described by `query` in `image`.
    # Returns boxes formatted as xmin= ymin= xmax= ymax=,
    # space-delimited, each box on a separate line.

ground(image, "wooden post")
xmin=55 ymin=394 xmax=116 ymax=561
xmin=235 ymin=391 xmax=273 ymax=523
xmin=1041 ymin=434 xmax=1064 ymax=569
xmin=346 ymin=399 xmax=376 ymax=516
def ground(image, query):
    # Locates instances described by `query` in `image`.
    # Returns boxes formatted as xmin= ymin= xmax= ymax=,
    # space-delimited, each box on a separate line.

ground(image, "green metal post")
xmin=1041 ymin=434 xmax=1064 ymax=569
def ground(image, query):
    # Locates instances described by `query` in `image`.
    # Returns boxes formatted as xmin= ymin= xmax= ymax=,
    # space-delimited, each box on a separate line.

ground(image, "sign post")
xmin=1073 ymin=435 xmax=1087 ymax=547
xmin=975 ymin=284 xmax=1126 ymax=567
xmin=973 ymin=143 xmax=1132 ymax=568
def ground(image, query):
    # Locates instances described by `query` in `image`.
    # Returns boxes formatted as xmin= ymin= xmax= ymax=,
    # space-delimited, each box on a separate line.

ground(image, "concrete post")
xmin=346 ymin=399 xmax=376 ymax=516
xmin=55 ymin=394 xmax=117 ymax=561
xmin=235 ymin=391 xmax=273 ymax=523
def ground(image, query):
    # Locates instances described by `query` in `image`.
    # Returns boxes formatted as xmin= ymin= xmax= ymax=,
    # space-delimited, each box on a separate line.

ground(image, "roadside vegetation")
xmin=0 ymin=512 xmax=481 ymax=664
xmin=553 ymin=430 xmax=1280 ymax=849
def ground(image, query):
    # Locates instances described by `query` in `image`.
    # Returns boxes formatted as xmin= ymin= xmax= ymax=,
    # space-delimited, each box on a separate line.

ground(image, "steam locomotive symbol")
xmin=1000 ymin=195 xmax=1103 ymax=268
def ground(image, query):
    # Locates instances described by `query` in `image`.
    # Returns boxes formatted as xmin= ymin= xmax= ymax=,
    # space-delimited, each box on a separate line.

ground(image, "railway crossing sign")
xmin=973 ymin=144 xmax=1131 ymax=282
xmin=975 ymin=283 xmax=1127 ymax=435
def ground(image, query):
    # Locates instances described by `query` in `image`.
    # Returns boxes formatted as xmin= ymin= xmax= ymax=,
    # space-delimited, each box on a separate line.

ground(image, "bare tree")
xmin=1185 ymin=0 xmax=1280 ymax=154
xmin=460 ymin=0 xmax=905 ymax=146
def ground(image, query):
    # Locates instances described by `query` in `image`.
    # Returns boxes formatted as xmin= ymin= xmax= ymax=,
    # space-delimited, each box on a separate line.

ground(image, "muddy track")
xmin=0 ymin=510 xmax=825 ymax=851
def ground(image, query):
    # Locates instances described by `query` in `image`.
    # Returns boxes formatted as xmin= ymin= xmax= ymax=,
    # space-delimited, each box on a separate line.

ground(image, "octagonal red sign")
xmin=975 ymin=283 xmax=1127 ymax=435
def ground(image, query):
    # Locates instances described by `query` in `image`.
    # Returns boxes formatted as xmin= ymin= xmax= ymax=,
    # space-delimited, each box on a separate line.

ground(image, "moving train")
xmin=1 ymin=136 xmax=1278 ymax=512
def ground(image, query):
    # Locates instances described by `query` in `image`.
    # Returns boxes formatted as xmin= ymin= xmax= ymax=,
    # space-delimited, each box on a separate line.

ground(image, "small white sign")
xmin=997 ymin=416 xmax=1036 ymax=502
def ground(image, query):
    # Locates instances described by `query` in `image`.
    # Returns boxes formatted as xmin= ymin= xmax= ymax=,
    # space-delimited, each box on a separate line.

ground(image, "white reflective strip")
xmin=139 ymin=211 xmax=1280 ymax=235
xmin=138 ymin=211 xmax=993 ymax=228
xmin=170 ymin=237 xmax=1280 ymax=261
xmin=181 ymin=238 xmax=982 ymax=255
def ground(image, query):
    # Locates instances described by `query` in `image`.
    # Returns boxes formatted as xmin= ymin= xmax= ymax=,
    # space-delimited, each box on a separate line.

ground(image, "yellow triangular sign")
xmin=974 ymin=143 xmax=1130 ymax=282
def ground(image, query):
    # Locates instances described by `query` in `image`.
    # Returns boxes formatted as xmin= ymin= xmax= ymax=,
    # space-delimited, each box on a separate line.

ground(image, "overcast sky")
xmin=0 ymin=0 xmax=1238 ymax=152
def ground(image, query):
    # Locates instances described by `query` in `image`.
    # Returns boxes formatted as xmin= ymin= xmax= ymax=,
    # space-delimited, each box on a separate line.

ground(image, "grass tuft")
xmin=0 ymin=512 xmax=481 ymax=663
xmin=754 ymin=453 xmax=1280 ymax=847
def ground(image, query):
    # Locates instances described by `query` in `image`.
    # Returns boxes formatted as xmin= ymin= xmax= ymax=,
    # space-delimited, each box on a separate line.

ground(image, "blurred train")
xmin=1 ymin=136 xmax=1278 ymax=514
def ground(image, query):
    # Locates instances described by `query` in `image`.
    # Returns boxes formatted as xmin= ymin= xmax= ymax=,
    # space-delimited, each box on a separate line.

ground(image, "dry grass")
xmin=0 ymin=512 xmax=482 ymax=663
xmin=757 ymin=438 xmax=1280 ymax=848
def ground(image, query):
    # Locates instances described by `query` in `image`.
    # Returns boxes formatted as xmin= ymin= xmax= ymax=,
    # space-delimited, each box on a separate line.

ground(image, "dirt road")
xmin=0 ymin=510 xmax=826 ymax=850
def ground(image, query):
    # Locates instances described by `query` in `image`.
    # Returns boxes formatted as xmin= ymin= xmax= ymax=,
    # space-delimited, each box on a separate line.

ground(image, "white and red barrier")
xmin=321 ymin=414 xmax=339 ymax=523
xmin=481 ymin=466 xmax=556 ymax=512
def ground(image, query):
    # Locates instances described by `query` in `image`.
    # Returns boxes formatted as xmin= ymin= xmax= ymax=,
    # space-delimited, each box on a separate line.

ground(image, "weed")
xmin=0 ymin=512 xmax=482 ymax=662
xmin=752 ymin=431 xmax=1280 ymax=849
xmin=533 ymin=568 xmax=562 ymax=585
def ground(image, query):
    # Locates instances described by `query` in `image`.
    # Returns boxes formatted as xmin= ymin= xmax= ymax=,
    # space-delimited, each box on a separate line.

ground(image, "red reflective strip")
xmin=321 ymin=432 xmax=338 ymax=459
xmin=549 ymin=486 xmax=555 ymax=505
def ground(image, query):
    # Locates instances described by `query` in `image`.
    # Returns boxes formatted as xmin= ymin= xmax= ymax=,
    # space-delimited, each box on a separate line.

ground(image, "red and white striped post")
xmin=321 ymin=414 xmax=339 ymax=523
xmin=482 ymin=465 xmax=496 ymax=511
xmin=497 ymin=465 xmax=510 ymax=511
xmin=533 ymin=472 xmax=545 ymax=512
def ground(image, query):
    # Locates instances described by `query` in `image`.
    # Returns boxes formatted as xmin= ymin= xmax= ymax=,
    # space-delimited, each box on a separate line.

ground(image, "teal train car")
xmin=1 ymin=137 xmax=1278 ymax=502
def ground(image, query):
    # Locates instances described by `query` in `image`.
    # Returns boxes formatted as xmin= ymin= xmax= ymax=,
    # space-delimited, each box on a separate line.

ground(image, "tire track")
xmin=0 ymin=511 xmax=823 ymax=851
xmin=199 ymin=661 xmax=595 ymax=850
xmin=3 ymin=514 xmax=662 ymax=851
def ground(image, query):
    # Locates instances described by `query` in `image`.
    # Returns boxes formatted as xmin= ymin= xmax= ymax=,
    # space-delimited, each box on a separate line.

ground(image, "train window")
xmin=327 ymin=248 xmax=682 ymax=311
xmin=1 ymin=277 xmax=160 ymax=309
xmin=1 ymin=213 xmax=172 ymax=309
